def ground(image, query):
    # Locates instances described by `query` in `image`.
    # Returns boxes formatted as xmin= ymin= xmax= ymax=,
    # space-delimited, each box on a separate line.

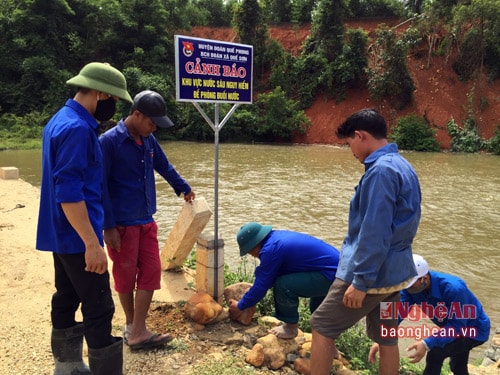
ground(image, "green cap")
xmin=66 ymin=62 xmax=133 ymax=103
xmin=237 ymin=222 xmax=272 ymax=256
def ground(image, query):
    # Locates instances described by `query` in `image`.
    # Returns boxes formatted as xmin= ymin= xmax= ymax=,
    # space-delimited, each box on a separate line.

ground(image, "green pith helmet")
xmin=237 ymin=222 xmax=272 ymax=256
xmin=66 ymin=62 xmax=133 ymax=103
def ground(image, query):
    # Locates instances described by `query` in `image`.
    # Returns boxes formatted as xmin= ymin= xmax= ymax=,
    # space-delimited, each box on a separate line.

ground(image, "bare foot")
xmin=269 ymin=323 xmax=298 ymax=339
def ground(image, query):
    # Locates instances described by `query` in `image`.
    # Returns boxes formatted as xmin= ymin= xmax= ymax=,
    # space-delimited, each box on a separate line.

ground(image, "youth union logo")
xmin=182 ymin=41 xmax=195 ymax=57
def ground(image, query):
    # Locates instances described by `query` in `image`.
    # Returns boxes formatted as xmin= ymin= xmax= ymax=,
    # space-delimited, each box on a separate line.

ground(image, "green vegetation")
xmin=0 ymin=112 xmax=45 ymax=150
xmin=389 ymin=114 xmax=440 ymax=152
xmin=446 ymin=88 xmax=495 ymax=153
xmin=1 ymin=0 xmax=498 ymax=150
xmin=485 ymin=126 xmax=500 ymax=155
xmin=447 ymin=118 xmax=486 ymax=153
xmin=220 ymin=257 xmax=432 ymax=374
xmin=367 ymin=26 xmax=417 ymax=110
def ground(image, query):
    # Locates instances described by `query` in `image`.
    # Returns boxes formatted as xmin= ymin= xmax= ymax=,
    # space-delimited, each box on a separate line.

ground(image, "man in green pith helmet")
xmin=228 ymin=222 xmax=340 ymax=339
xmin=36 ymin=62 xmax=132 ymax=375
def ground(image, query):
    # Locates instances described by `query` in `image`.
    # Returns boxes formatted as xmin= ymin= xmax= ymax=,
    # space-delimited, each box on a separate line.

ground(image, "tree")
xmin=389 ymin=114 xmax=440 ymax=151
xmin=233 ymin=0 xmax=270 ymax=81
xmin=0 ymin=0 xmax=76 ymax=114
xmin=322 ymin=28 xmax=369 ymax=101
xmin=230 ymin=86 xmax=310 ymax=141
xmin=367 ymin=26 xmax=415 ymax=109
xmin=452 ymin=0 xmax=500 ymax=82
xmin=307 ymin=0 xmax=347 ymax=62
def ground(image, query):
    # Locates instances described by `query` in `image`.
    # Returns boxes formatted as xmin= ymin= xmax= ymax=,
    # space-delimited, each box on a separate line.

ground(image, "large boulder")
xmin=184 ymin=292 xmax=223 ymax=325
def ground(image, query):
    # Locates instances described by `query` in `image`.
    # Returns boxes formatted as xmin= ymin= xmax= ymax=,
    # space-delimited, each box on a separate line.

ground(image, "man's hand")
xmin=407 ymin=341 xmax=427 ymax=363
xmin=104 ymin=227 xmax=121 ymax=251
xmin=228 ymin=299 xmax=242 ymax=320
xmin=343 ymin=284 xmax=366 ymax=308
xmin=184 ymin=191 xmax=196 ymax=202
xmin=60 ymin=201 xmax=108 ymax=274
xmin=84 ymin=242 xmax=108 ymax=274
xmin=368 ymin=343 xmax=379 ymax=364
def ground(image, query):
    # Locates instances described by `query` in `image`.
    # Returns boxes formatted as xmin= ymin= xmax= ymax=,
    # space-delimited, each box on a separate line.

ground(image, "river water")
xmin=1 ymin=143 xmax=499 ymax=345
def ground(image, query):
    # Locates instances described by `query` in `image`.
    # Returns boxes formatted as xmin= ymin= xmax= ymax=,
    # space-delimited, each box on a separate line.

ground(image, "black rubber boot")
xmin=51 ymin=323 xmax=91 ymax=374
xmin=88 ymin=337 xmax=123 ymax=375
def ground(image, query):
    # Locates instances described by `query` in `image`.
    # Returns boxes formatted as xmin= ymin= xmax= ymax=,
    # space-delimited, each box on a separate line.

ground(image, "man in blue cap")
xmin=100 ymin=90 xmax=195 ymax=350
xmin=228 ymin=222 xmax=340 ymax=339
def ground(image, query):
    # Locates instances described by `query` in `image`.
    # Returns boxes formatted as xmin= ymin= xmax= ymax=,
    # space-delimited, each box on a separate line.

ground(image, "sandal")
xmin=123 ymin=324 xmax=132 ymax=345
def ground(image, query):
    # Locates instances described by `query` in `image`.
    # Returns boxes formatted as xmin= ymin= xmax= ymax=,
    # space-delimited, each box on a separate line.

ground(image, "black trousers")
xmin=424 ymin=337 xmax=486 ymax=375
xmin=51 ymin=253 xmax=115 ymax=349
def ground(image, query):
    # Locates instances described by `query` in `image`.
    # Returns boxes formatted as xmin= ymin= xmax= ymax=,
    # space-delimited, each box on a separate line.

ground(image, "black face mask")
xmin=94 ymin=97 xmax=116 ymax=121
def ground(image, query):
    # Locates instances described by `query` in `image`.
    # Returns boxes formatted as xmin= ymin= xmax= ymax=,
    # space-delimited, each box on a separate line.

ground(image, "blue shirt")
xmin=400 ymin=270 xmax=490 ymax=349
xmin=99 ymin=120 xmax=191 ymax=228
xmin=36 ymin=99 xmax=104 ymax=254
xmin=336 ymin=143 xmax=421 ymax=291
xmin=238 ymin=230 xmax=340 ymax=310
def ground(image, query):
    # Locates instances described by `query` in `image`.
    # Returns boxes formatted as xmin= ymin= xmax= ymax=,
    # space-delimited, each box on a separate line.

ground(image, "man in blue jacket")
xmin=228 ymin=222 xmax=340 ymax=339
xmin=306 ymin=108 xmax=422 ymax=375
xmin=100 ymin=90 xmax=195 ymax=350
xmin=369 ymin=254 xmax=491 ymax=375
xmin=36 ymin=62 xmax=133 ymax=374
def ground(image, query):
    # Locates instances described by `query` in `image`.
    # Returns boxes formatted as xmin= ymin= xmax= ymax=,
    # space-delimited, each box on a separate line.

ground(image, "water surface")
xmin=2 ymin=143 xmax=499 ymax=347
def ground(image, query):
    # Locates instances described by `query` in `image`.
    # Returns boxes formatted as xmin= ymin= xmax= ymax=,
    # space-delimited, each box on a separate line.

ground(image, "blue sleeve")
xmin=99 ymin=134 xmax=116 ymax=229
xmin=351 ymin=165 xmax=398 ymax=291
xmin=424 ymin=281 xmax=484 ymax=349
xmin=152 ymin=139 xmax=191 ymax=196
xmin=238 ymin=246 xmax=282 ymax=310
xmin=53 ymin=125 xmax=91 ymax=203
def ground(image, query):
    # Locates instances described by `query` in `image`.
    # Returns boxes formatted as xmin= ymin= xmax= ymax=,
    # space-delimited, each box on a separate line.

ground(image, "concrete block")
xmin=0 ymin=167 xmax=19 ymax=180
xmin=195 ymin=262 xmax=224 ymax=302
xmin=196 ymin=239 xmax=224 ymax=268
xmin=160 ymin=196 xmax=212 ymax=270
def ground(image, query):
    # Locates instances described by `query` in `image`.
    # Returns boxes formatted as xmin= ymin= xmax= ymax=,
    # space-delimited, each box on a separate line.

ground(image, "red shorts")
xmin=107 ymin=221 xmax=161 ymax=293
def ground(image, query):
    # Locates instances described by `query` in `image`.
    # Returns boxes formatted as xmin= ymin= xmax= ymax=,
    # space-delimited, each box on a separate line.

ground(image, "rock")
xmin=491 ymin=333 xmax=500 ymax=346
xmin=468 ymin=362 xmax=500 ymax=375
xmin=294 ymin=357 xmax=311 ymax=374
xmin=234 ymin=305 xmax=256 ymax=325
xmin=184 ymin=292 xmax=223 ymax=324
xmin=258 ymin=316 xmax=282 ymax=328
xmin=336 ymin=368 xmax=357 ymax=375
xmin=206 ymin=307 xmax=229 ymax=324
xmin=224 ymin=282 xmax=252 ymax=301
xmin=266 ymin=344 xmax=287 ymax=370
xmin=252 ymin=333 xmax=298 ymax=370
xmin=246 ymin=343 xmax=265 ymax=367
xmin=224 ymin=282 xmax=256 ymax=325
xmin=299 ymin=341 xmax=311 ymax=357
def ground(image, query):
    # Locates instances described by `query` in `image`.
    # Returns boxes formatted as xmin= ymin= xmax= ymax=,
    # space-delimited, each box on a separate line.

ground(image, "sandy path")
xmin=0 ymin=178 xmax=55 ymax=373
xmin=0 ymin=179 xmax=133 ymax=374
xmin=0 ymin=178 xmax=197 ymax=374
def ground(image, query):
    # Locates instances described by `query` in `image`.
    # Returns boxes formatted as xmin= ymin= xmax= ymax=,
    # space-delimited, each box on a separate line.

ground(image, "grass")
xmin=0 ymin=138 xmax=42 ymax=150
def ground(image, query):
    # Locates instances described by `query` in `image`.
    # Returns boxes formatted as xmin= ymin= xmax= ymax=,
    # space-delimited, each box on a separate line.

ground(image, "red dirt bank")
xmin=186 ymin=22 xmax=500 ymax=149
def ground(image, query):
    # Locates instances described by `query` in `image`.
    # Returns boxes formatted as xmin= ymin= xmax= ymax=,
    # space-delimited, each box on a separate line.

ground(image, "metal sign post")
xmin=175 ymin=35 xmax=253 ymax=299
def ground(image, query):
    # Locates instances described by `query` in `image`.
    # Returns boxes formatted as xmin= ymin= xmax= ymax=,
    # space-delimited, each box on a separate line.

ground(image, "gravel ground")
xmin=0 ymin=178 xmax=298 ymax=375
xmin=2 ymin=178 xmax=497 ymax=375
